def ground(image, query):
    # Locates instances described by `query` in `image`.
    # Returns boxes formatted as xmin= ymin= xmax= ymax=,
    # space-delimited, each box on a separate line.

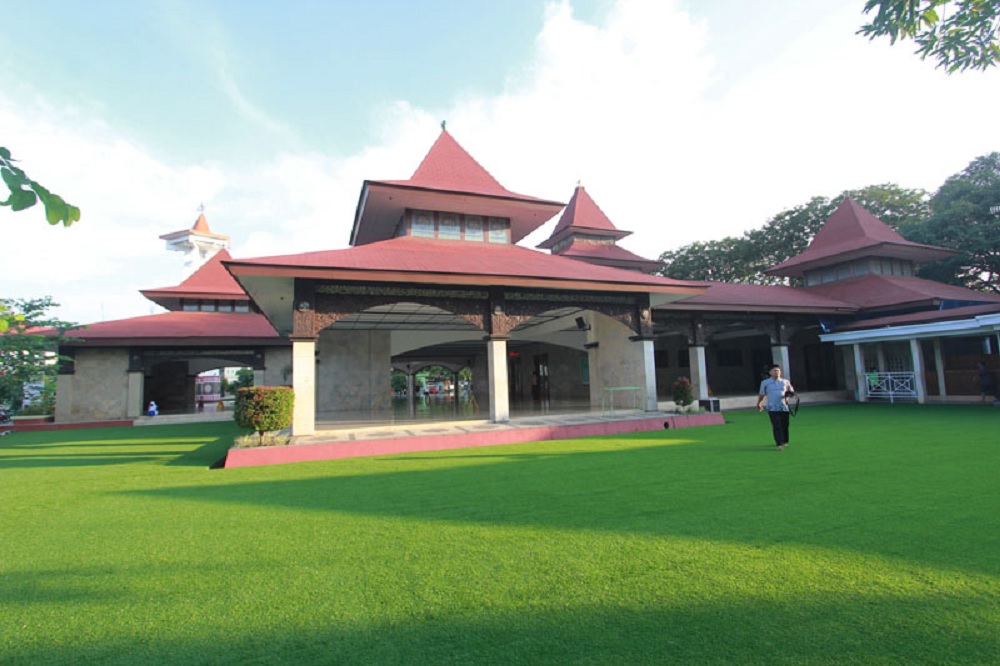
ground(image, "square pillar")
xmin=771 ymin=345 xmax=790 ymax=376
xmin=640 ymin=339 xmax=657 ymax=411
xmin=910 ymin=339 xmax=927 ymax=404
xmin=689 ymin=345 xmax=709 ymax=400
xmin=127 ymin=371 xmax=144 ymax=418
xmin=853 ymin=344 xmax=868 ymax=402
xmin=487 ymin=337 xmax=509 ymax=422
xmin=291 ymin=339 xmax=316 ymax=436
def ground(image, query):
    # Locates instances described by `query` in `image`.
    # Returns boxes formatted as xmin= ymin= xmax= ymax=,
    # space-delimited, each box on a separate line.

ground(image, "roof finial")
xmin=441 ymin=119 xmax=447 ymax=131
xmin=576 ymin=179 xmax=582 ymax=187
xmin=197 ymin=202 xmax=205 ymax=213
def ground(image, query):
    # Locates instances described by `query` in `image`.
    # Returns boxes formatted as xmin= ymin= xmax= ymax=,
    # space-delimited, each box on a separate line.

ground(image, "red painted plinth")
xmin=224 ymin=412 xmax=725 ymax=468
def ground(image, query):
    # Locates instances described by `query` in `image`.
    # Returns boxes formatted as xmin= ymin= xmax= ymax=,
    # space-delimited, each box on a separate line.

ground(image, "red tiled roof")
xmin=538 ymin=185 xmax=629 ymax=249
xmin=64 ymin=311 xmax=280 ymax=345
xmin=660 ymin=281 xmax=857 ymax=313
xmin=766 ymin=198 xmax=954 ymax=277
xmin=227 ymin=235 xmax=704 ymax=292
xmin=805 ymin=273 xmax=1000 ymax=311
xmin=834 ymin=302 xmax=1000 ymax=331
xmin=350 ymin=130 xmax=565 ymax=246
xmin=554 ymin=241 xmax=662 ymax=273
xmin=142 ymin=249 xmax=249 ymax=308
xmin=389 ymin=129 xmax=513 ymax=197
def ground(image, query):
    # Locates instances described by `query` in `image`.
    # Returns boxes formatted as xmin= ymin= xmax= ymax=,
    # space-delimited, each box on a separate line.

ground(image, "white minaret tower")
xmin=159 ymin=205 xmax=230 ymax=278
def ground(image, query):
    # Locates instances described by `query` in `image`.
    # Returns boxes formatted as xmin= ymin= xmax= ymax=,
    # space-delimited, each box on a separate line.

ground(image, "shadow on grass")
xmin=6 ymin=588 xmax=998 ymax=665
xmin=130 ymin=424 xmax=1000 ymax=578
xmin=0 ymin=421 xmax=241 ymax=469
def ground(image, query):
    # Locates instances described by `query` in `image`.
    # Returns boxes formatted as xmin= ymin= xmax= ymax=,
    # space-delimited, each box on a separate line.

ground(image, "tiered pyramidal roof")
xmin=537 ymin=185 xmax=662 ymax=273
xmin=766 ymin=197 xmax=954 ymax=278
xmin=350 ymin=129 xmax=565 ymax=246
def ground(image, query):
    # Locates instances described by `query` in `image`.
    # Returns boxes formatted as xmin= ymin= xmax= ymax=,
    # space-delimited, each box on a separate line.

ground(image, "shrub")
xmin=235 ymin=386 xmax=294 ymax=446
xmin=671 ymin=376 xmax=694 ymax=407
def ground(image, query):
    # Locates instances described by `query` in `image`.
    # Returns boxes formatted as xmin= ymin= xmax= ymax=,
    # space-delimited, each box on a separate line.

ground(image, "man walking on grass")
xmin=757 ymin=364 xmax=795 ymax=451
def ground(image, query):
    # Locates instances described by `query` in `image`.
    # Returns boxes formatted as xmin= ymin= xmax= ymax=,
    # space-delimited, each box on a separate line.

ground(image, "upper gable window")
xmin=438 ymin=214 xmax=461 ymax=240
xmin=465 ymin=216 xmax=485 ymax=241
xmin=403 ymin=210 xmax=510 ymax=243
xmin=411 ymin=211 xmax=436 ymax=238
xmin=488 ymin=217 xmax=509 ymax=243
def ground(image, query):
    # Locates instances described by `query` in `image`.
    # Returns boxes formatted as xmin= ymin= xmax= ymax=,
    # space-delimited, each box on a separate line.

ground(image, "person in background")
xmin=756 ymin=364 xmax=795 ymax=451
xmin=147 ymin=400 xmax=159 ymax=417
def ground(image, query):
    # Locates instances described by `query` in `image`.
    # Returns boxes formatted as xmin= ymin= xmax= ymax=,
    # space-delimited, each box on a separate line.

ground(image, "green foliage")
xmin=223 ymin=368 xmax=254 ymax=396
xmin=0 ymin=147 xmax=81 ymax=226
xmin=658 ymin=184 xmax=929 ymax=283
xmin=234 ymin=386 xmax=294 ymax=445
xmin=859 ymin=0 xmax=1000 ymax=72
xmin=391 ymin=369 xmax=408 ymax=394
xmin=0 ymin=297 xmax=76 ymax=410
xmin=670 ymin=375 xmax=694 ymax=406
xmin=905 ymin=152 xmax=1000 ymax=292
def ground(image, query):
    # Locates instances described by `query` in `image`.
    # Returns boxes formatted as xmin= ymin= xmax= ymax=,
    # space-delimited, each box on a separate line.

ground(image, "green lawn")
xmin=2 ymin=404 xmax=998 ymax=664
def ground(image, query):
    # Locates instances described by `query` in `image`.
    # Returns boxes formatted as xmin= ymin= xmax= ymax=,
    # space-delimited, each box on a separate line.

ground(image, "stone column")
xmin=689 ymin=345 xmax=709 ymax=400
xmin=127 ymin=371 xmax=144 ymax=418
xmin=853 ymin=344 xmax=868 ymax=402
xmin=487 ymin=337 xmax=509 ymax=422
xmin=640 ymin=339 xmax=657 ymax=411
xmin=291 ymin=339 xmax=316 ymax=436
xmin=771 ymin=344 xmax=791 ymax=376
xmin=910 ymin=339 xmax=927 ymax=404
xmin=407 ymin=372 xmax=416 ymax=417
xmin=932 ymin=339 xmax=947 ymax=398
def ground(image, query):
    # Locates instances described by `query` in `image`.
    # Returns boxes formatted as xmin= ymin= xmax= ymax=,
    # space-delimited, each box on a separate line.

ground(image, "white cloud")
xmin=3 ymin=0 xmax=999 ymax=327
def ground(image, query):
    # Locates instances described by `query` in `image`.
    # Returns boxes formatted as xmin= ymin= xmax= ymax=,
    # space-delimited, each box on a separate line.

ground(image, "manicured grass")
xmin=1 ymin=404 xmax=998 ymax=664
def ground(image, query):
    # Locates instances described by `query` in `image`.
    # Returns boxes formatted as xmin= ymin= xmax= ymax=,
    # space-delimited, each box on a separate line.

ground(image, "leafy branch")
xmin=858 ymin=0 xmax=1000 ymax=72
xmin=0 ymin=146 xmax=81 ymax=226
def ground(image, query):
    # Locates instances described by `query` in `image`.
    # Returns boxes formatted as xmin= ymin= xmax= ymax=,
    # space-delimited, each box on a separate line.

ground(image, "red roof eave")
xmin=225 ymin=261 xmax=703 ymax=296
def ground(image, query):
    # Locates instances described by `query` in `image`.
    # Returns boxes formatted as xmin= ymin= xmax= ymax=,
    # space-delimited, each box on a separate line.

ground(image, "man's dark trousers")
xmin=767 ymin=410 xmax=790 ymax=447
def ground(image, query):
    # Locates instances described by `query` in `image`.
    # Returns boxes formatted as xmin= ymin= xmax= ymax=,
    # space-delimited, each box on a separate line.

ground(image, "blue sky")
xmin=3 ymin=0 xmax=1000 ymax=325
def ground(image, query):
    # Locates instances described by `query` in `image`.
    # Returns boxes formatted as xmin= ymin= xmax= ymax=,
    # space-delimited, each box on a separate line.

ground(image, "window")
xmin=235 ymin=303 xmax=250 ymax=313
xmin=488 ymin=217 xmax=509 ymax=243
xmin=411 ymin=211 xmax=435 ymax=238
xmin=678 ymin=349 xmax=690 ymax=367
xmin=438 ymin=214 xmax=461 ymax=240
xmin=182 ymin=301 xmax=198 ymax=312
xmin=465 ymin=216 xmax=484 ymax=241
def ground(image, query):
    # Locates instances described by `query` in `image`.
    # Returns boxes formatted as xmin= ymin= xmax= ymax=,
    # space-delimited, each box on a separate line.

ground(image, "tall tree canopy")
xmin=0 ymin=147 xmax=81 ymax=226
xmin=0 ymin=297 xmax=77 ymax=409
xmin=859 ymin=0 xmax=1000 ymax=72
xmin=904 ymin=152 xmax=1000 ymax=291
xmin=658 ymin=184 xmax=930 ymax=284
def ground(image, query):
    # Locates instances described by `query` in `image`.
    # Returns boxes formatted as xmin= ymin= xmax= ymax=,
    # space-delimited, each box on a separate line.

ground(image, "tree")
xmin=1 ymin=147 xmax=81 ymax=226
xmin=0 ymin=297 xmax=77 ymax=411
xmin=904 ymin=152 xmax=1000 ymax=291
xmin=658 ymin=184 xmax=929 ymax=284
xmin=235 ymin=386 xmax=294 ymax=446
xmin=858 ymin=0 xmax=1000 ymax=72
xmin=232 ymin=367 xmax=255 ymax=394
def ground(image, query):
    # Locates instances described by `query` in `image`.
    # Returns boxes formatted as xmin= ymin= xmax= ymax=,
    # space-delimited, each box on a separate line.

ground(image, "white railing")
xmin=865 ymin=372 xmax=917 ymax=403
